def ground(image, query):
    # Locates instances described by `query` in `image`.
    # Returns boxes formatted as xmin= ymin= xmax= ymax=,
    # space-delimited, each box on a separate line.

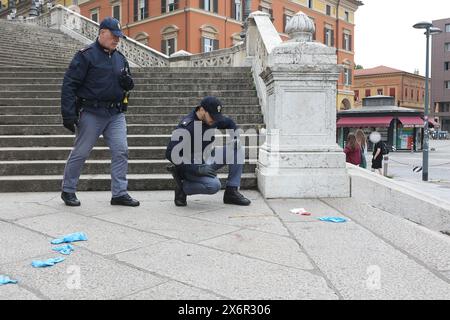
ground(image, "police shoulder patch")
xmin=180 ymin=117 xmax=194 ymax=127
xmin=78 ymin=46 xmax=92 ymax=54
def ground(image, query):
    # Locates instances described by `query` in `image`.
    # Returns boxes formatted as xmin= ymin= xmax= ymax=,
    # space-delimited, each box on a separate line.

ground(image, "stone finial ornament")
xmin=285 ymin=11 xmax=315 ymax=42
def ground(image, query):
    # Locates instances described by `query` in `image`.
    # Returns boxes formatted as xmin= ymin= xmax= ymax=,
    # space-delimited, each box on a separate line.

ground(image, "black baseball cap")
xmin=99 ymin=17 xmax=125 ymax=38
xmin=200 ymin=96 xmax=225 ymax=122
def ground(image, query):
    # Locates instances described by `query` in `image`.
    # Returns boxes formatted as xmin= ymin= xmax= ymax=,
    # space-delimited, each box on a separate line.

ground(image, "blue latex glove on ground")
xmin=31 ymin=257 xmax=65 ymax=268
xmin=51 ymin=232 xmax=87 ymax=244
xmin=52 ymin=244 xmax=74 ymax=255
xmin=318 ymin=217 xmax=347 ymax=223
xmin=0 ymin=275 xmax=18 ymax=285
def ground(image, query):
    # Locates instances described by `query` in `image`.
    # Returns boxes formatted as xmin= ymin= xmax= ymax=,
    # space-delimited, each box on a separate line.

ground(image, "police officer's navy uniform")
xmin=166 ymin=96 xmax=251 ymax=206
xmin=60 ymin=17 xmax=139 ymax=207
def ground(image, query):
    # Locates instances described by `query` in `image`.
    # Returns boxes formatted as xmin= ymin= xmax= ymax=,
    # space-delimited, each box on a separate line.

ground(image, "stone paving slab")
xmin=199 ymin=229 xmax=314 ymax=270
xmin=0 ymin=193 xmax=61 ymax=221
xmin=121 ymin=281 xmax=223 ymax=300
xmin=116 ymin=239 xmax=338 ymax=300
xmin=2 ymin=191 xmax=450 ymax=300
xmin=323 ymin=198 xmax=450 ymax=273
xmin=195 ymin=209 xmax=289 ymax=237
xmin=281 ymin=215 xmax=450 ymax=299
xmin=0 ymin=249 xmax=166 ymax=300
xmin=0 ymin=284 xmax=41 ymax=300
xmin=266 ymin=198 xmax=347 ymax=223
xmin=15 ymin=212 xmax=169 ymax=255
xmin=0 ymin=221 xmax=53 ymax=265
xmin=96 ymin=208 xmax=240 ymax=243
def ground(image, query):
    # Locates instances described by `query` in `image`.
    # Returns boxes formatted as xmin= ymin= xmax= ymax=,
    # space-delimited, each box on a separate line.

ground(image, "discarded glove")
xmin=290 ymin=208 xmax=312 ymax=216
xmin=318 ymin=217 xmax=347 ymax=223
xmin=31 ymin=257 xmax=65 ymax=268
xmin=0 ymin=275 xmax=18 ymax=285
xmin=52 ymin=244 xmax=75 ymax=255
xmin=51 ymin=232 xmax=88 ymax=244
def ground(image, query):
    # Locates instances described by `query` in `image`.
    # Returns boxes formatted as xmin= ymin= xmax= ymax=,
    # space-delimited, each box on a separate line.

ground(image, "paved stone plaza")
xmin=1 ymin=189 xmax=450 ymax=300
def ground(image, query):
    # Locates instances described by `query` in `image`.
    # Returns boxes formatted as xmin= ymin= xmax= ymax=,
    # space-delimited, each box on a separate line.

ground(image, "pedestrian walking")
xmin=60 ymin=17 xmax=139 ymax=207
xmin=356 ymin=129 xmax=368 ymax=169
xmin=343 ymin=133 xmax=361 ymax=166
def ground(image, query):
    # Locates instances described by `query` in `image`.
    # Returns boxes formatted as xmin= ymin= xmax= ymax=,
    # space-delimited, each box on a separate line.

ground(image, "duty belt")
xmin=78 ymin=98 xmax=122 ymax=109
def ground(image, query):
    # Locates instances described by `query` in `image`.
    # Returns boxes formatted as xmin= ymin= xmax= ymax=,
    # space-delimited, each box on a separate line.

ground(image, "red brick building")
xmin=354 ymin=65 xmax=428 ymax=111
xmin=77 ymin=0 xmax=362 ymax=109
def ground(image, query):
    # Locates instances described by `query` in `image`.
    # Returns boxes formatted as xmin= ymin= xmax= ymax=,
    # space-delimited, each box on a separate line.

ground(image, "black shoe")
xmin=223 ymin=187 xmax=251 ymax=206
xmin=167 ymin=165 xmax=187 ymax=206
xmin=111 ymin=194 xmax=140 ymax=207
xmin=61 ymin=192 xmax=80 ymax=207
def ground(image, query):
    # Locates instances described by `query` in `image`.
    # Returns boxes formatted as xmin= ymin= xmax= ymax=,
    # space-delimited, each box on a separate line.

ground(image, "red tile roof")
xmin=354 ymin=65 xmax=405 ymax=76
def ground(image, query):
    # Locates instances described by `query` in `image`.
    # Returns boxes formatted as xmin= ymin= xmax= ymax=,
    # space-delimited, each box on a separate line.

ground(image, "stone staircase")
xmin=0 ymin=19 xmax=83 ymax=67
xmin=0 ymin=20 xmax=263 ymax=192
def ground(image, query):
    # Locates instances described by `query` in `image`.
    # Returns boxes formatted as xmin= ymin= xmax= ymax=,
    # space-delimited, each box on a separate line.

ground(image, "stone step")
xmin=0 ymin=159 xmax=257 ymax=176
xmin=0 ymin=77 xmax=254 ymax=85
xmin=0 ymin=60 xmax=65 ymax=67
xmin=0 ymin=145 xmax=259 ymax=160
xmin=0 ymin=38 xmax=81 ymax=49
xmin=0 ymin=97 xmax=260 ymax=106
xmin=0 ymin=133 xmax=262 ymax=147
xmin=0 ymin=83 xmax=255 ymax=91
xmin=0 ymin=123 xmax=263 ymax=135
xmin=0 ymin=114 xmax=263 ymax=125
xmin=0 ymin=52 xmax=73 ymax=65
xmin=0 ymin=66 xmax=250 ymax=73
xmin=0 ymin=173 xmax=257 ymax=192
xmin=0 ymin=105 xmax=262 ymax=115
xmin=0 ymin=71 xmax=252 ymax=78
xmin=0 ymin=21 xmax=72 ymax=34
xmin=0 ymin=44 xmax=78 ymax=55
xmin=0 ymin=90 xmax=258 ymax=99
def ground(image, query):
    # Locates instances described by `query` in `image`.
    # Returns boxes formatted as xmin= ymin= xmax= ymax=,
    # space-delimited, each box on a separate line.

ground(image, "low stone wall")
xmin=347 ymin=164 xmax=450 ymax=234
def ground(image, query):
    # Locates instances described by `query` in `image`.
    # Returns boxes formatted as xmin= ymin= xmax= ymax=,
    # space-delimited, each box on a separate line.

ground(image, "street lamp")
xmin=413 ymin=21 xmax=442 ymax=181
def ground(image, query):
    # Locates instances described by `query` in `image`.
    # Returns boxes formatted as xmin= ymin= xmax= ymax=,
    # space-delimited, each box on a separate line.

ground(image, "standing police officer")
xmin=60 ymin=17 xmax=139 ymax=207
xmin=166 ymin=96 xmax=251 ymax=207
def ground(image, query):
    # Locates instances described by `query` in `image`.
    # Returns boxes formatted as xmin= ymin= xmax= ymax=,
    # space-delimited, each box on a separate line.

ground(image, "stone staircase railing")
xmin=245 ymin=11 xmax=283 ymax=122
xmin=19 ymin=5 xmax=169 ymax=67
xmin=10 ymin=6 xmax=275 ymax=118
xmin=14 ymin=5 xmax=250 ymax=70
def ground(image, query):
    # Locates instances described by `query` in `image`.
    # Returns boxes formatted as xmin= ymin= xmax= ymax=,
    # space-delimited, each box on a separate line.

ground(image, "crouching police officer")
xmin=60 ymin=17 xmax=139 ymax=207
xmin=166 ymin=96 xmax=251 ymax=207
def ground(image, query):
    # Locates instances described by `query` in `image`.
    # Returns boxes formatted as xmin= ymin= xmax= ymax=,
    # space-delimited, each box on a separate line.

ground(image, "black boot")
xmin=167 ymin=165 xmax=187 ymax=206
xmin=61 ymin=192 xmax=81 ymax=207
xmin=111 ymin=194 xmax=140 ymax=207
xmin=223 ymin=187 xmax=251 ymax=206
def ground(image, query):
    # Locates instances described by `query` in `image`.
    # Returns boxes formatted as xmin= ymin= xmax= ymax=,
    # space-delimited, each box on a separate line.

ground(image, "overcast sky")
xmin=354 ymin=0 xmax=450 ymax=76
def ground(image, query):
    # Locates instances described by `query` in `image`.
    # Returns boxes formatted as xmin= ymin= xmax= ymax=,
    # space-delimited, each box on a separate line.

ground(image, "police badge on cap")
xmin=99 ymin=17 xmax=125 ymax=38
xmin=200 ymin=96 xmax=225 ymax=122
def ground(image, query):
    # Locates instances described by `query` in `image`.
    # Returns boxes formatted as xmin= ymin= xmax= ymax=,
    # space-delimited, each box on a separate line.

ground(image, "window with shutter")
xmin=112 ymin=5 xmax=120 ymax=21
xmin=134 ymin=0 xmax=138 ymax=21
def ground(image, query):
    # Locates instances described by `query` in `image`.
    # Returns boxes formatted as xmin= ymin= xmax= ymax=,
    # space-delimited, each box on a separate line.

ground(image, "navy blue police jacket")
xmin=61 ymin=39 xmax=131 ymax=120
xmin=166 ymin=110 xmax=237 ymax=168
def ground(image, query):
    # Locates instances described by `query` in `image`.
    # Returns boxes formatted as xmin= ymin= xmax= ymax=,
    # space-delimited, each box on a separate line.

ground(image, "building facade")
xmin=0 ymin=0 xmax=75 ymax=18
xmin=1 ymin=0 xmax=362 ymax=110
xmin=337 ymin=95 xmax=424 ymax=151
xmin=75 ymin=0 xmax=362 ymax=110
xmin=431 ymin=18 xmax=450 ymax=131
xmin=353 ymin=65 xmax=428 ymax=111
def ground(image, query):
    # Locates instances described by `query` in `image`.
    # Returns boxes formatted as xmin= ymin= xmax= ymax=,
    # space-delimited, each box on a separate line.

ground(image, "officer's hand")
xmin=63 ymin=118 xmax=78 ymax=133
xmin=195 ymin=164 xmax=217 ymax=178
xmin=119 ymin=69 xmax=134 ymax=91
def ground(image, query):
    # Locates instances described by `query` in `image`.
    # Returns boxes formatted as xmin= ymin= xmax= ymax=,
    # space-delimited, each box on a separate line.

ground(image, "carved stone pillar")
xmin=256 ymin=11 xmax=349 ymax=198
